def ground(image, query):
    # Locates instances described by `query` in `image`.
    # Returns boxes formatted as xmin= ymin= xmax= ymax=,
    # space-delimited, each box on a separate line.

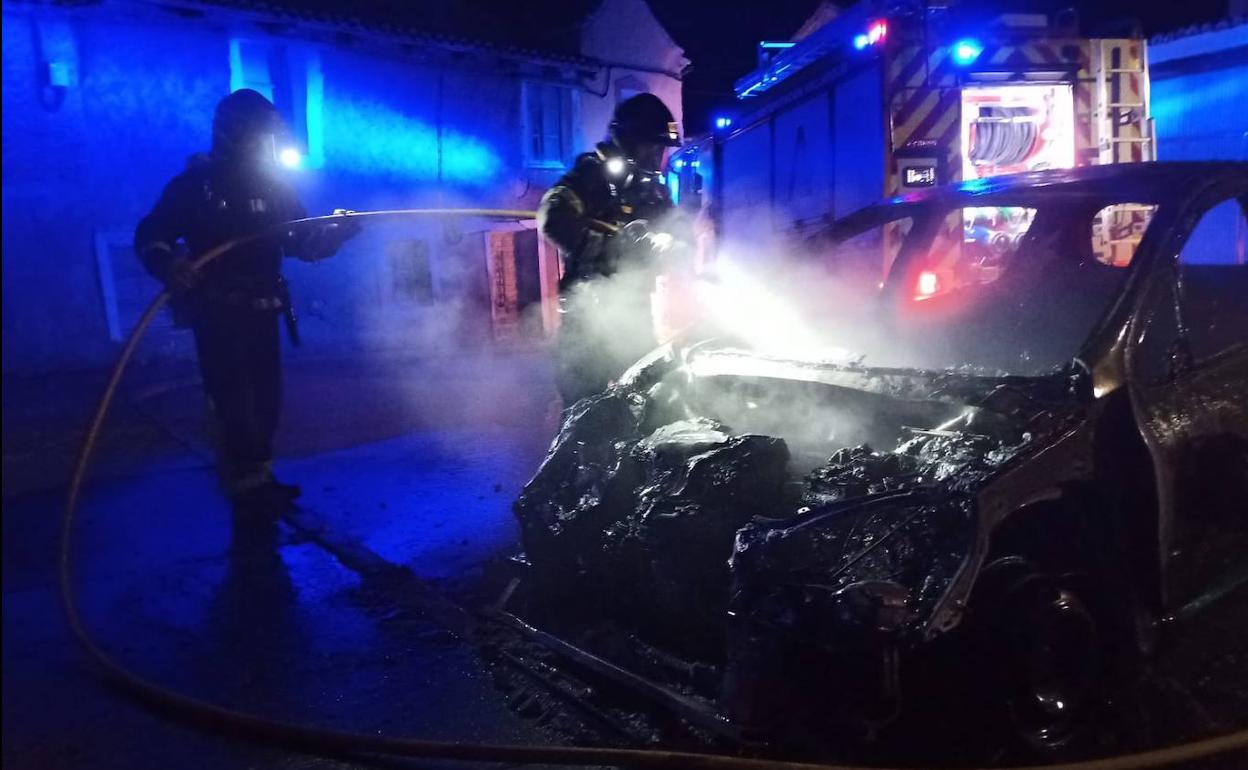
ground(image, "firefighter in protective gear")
xmin=134 ymin=89 xmax=356 ymax=516
xmin=538 ymin=92 xmax=683 ymax=405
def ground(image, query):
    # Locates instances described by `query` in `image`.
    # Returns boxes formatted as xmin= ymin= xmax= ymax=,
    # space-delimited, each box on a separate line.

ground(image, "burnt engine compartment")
xmin=512 ymin=345 xmax=1084 ymax=709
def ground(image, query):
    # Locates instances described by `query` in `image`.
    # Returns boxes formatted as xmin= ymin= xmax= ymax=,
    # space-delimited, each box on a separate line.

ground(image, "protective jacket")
xmin=134 ymin=154 xmax=306 ymax=311
xmin=538 ymin=143 xmax=674 ymax=292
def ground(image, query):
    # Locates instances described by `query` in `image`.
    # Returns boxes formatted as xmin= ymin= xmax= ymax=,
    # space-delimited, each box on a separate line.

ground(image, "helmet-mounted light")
xmin=279 ymin=147 xmax=302 ymax=169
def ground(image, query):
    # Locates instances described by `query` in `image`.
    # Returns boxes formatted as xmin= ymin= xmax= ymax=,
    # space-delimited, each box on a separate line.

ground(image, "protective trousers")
xmin=555 ymin=307 xmax=614 ymax=406
xmin=555 ymin=284 xmax=657 ymax=407
xmin=192 ymin=303 xmax=282 ymax=498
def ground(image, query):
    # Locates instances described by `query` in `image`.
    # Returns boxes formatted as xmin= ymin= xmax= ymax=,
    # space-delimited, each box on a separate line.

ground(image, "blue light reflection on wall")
xmin=323 ymin=95 xmax=502 ymax=184
xmin=1152 ymin=65 xmax=1248 ymax=161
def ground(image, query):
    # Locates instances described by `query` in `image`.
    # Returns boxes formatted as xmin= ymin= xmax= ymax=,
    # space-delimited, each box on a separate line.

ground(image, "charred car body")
xmin=512 ymin=163 xmax=1248 ymax=754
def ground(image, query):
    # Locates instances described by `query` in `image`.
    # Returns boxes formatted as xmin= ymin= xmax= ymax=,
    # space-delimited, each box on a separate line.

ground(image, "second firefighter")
xmin=537 ymin=92 xmax=686 ymax=405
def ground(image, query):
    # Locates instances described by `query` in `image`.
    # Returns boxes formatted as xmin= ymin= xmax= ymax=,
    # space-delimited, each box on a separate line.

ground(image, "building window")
xmin=523 ymin=81 xmax=576 ymax=169
xmin=387 ymin=240 xmax=434 ymax=305
xmin=229 ymin=39 xmax=323 ymax=167
xmin=229 ymin=39 xmax=275 ymax=99
xmin=95 ymin=231 xmax=193 ymax=357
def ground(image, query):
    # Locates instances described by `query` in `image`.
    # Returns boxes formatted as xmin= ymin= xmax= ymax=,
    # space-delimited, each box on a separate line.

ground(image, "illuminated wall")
xmin=1 ymin=1 xmax=685 ymax=373
xmin=1150 ymin=21 xmax=1248 ymax=161
xmin=579 ymin=0 xmax=686 ymax=150
xmin=3 ymin=11 xmax=225 ymax=371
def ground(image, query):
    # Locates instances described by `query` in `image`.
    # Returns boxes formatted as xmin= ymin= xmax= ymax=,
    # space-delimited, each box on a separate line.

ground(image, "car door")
xmin=1127 ymin=192 xmax=1248 ymax=614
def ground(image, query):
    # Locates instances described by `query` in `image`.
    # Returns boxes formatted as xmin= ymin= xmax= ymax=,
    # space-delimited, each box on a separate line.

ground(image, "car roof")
xmin=811 ymin=162 xmax=1248 ymax=241
xmin=891 ymin=161 xmax=1248 ymax=207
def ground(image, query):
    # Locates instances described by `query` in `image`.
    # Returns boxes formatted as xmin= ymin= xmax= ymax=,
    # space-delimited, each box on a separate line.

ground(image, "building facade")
xmin=1 ymin=0 xmax=687 ymax=374
xmin=1149 ymin=15 xmax=1248 ymax=266
xmin=1150 ymin=16 xmax=1248 ymax=162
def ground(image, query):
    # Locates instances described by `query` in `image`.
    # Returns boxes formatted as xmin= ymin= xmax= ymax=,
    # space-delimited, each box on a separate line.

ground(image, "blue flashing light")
xmin=715 ymin=116 xmax=733 ymax=130
xmin=853 ymin=34 xmax=870 ymax=50
xmin=673 ymin=158 xmax=685 ymax=171
xmin=691 ymin=159 xmax=700 ymax=169
xmin=952 ymin=38 xmax=984 ymax=66
xmin=759 ymin=41 xmax=796 ymax=50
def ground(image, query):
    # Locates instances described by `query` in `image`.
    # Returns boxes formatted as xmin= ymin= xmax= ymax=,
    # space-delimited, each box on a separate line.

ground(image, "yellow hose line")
xmin=59 ymin=209 xmax=1247 ymax=769
xmin=310 ymin=207 xmax=538 ymax=220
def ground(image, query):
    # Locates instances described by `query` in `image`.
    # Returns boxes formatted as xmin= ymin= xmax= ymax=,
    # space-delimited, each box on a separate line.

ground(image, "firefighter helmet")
xmin=212 ymin=89 xmax=283 ymax=157
xmin=610 ymin=93 xmax=681 ymax=148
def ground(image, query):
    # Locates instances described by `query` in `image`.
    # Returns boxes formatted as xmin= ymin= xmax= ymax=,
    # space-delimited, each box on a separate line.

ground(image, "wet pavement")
xmin=3 ymin=351 xmax=576 ymax=770
xmin=4 ymin=351 xmax=1247 ymax=769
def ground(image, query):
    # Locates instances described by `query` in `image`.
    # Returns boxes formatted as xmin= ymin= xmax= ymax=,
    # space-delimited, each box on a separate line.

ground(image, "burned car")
xmin=511 ymin=163 xmax=1248 ymax=755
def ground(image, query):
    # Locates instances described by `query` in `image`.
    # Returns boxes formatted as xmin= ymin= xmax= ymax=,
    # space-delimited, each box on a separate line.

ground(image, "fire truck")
xmin=669 ymin=0 xmax=1156 ymax=284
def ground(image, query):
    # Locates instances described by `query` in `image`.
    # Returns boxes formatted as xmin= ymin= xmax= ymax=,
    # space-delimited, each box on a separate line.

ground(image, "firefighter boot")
xmin=261 ymin=462 xmax=301 ymax=508
xmin=230 ymin=489 xmax=280 ymax=550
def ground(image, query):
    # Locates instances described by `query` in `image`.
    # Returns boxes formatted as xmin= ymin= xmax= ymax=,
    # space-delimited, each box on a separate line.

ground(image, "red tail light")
xmin=915 ymin=270 xmax=939 ymax=299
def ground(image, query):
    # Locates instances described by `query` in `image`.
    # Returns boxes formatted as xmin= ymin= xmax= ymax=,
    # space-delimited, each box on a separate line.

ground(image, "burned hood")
xmin=673 ymin=343 xmax=1083 ymax=412
xmin=663 ymin=342 xmax=1085 ymax=477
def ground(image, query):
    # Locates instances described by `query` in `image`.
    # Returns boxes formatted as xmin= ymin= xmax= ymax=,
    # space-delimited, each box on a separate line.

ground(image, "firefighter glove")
xmin=162 ymin=257 xmax=198 ymax=293
xmin=293 ymin=214 xmax=361 ymax=262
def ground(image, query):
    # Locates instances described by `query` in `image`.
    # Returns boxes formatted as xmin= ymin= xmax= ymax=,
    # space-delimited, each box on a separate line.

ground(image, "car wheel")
xmin=979 ymin=554 xmax=1107 ymax=756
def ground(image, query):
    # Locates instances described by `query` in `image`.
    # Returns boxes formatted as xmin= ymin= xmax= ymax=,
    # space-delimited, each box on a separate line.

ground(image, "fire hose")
xmin=970 ymin=107 xmax=1038 ymax=168
xmin=60 ymin=209 xmax=1248 ymax=769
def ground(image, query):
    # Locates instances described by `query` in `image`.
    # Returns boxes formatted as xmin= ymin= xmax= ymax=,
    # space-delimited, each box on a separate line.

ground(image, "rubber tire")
xmin=996 ymin=563 xmax=1104 ymax=754
xmin=966 ymin=546 xmax=1129 ymax=762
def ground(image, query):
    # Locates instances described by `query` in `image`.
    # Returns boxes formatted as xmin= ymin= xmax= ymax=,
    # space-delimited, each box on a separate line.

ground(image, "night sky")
xmin=649 ymin=0 xmax=824 ymax=132
xmin=650 ymin=0 xmax=1237 ymax=134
